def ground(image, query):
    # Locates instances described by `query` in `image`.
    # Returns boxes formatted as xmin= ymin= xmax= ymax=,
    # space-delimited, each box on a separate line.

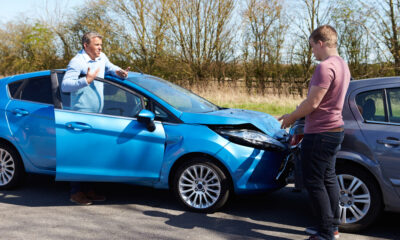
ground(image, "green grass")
xmin=189 ymin=82 xmax=304 ymax=117
xmin=217 ymin=102 xmax=298 ymax=116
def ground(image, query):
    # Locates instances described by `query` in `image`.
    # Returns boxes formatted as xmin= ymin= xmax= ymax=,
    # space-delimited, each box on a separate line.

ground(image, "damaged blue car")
xmin=0 ymin=70 xmax=288 ymax=212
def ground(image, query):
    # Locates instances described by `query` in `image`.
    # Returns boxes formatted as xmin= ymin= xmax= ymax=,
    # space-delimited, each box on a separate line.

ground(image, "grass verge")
xmin=188 ymin=82 xmax=304 ymax=116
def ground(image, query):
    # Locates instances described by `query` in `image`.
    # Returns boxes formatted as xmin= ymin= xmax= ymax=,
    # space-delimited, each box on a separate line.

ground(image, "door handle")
xmin=12 ymin=108 xmax=29 ymax=116
xmin=377 ymin=138 xmax=400 ymax=147
xmin=65 ymin=122 xmax=92 ymax=131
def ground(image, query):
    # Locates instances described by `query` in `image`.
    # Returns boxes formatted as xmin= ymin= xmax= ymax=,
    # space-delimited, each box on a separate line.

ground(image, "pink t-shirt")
xmin=304 ymin=55 xmax=350 ymax=134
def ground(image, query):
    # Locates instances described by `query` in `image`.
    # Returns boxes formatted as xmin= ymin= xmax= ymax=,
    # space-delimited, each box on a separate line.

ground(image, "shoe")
xmin=70 ymin=192 xmax=92 ymax=205
xmin=307 ymin=235 xmax=327 ymax=240
xmin=333 ymin=228 xmax=339 ymax=239
xmin=86 ymin=190 xmax=106 ymax=201
xmin=305 ymin=226 xmax=339 ymax=239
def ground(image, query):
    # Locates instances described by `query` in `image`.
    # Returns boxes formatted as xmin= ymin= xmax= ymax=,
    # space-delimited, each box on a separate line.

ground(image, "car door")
xmin=53 ymin=73 xmax=166 ymax=182
xmin=352 ymin=85 xmax=400 ymax=196
xmin=5 ymin=75 xmax=56 ymax=170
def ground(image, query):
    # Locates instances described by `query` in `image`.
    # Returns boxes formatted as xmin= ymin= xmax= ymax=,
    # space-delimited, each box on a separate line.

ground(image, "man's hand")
xmin=86 ymin=67 xmax=100 ymax=84
xmin=116 ymin=67 xmax=130 ymax=79
xmin=278 ymin=113 xmax=296 ymax=129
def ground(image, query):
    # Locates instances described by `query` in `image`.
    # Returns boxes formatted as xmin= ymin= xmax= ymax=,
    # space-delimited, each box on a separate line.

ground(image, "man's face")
xmin=84 ymin=37 xmax=102 ymax=60
xmin=309 ymin=39 xmax=323 ymax=61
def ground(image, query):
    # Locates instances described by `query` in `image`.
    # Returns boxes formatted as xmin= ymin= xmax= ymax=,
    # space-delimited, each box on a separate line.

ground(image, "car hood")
xmin=180 ymin=108 xmax=286 ymax=139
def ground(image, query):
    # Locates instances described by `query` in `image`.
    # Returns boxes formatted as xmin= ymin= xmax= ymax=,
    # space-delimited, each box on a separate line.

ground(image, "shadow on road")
xmin=0 ymin=174 xmax=399 ymax=239
xmin=143 ymin=210 xmax=301 ymax=240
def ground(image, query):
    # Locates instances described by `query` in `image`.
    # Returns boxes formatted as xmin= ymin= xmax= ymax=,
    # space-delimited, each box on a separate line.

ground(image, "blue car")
xmin=0 ymin=70 xmax=288 ymax=212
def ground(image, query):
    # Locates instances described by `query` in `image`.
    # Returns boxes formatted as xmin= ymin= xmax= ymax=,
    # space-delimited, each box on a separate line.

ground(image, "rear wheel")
xmin=336 ymin=164 xmax=382 ymax=232
xmin=173 ymin=158 xmax=231 ymax=213
xmin=0 ymin=143 xmax=24 ymax=189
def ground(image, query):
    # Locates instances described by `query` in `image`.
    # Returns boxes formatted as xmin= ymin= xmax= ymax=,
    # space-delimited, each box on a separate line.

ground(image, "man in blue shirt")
xmin=62 ymin=32 xmax=129 ymax=205
xmin=62 ymin=32 xmax=128 ymax=113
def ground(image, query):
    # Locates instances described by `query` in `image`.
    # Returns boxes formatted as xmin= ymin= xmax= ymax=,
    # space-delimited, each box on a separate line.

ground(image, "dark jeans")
xmin=301 ymin=131 xmax=344 ymax=240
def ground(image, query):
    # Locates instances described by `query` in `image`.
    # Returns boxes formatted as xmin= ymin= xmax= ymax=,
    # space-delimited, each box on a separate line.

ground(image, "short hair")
xmin=309 ymin=25 xmax=337 ymax=48
xmin=82 ymin=32 xmax=102 ymax=49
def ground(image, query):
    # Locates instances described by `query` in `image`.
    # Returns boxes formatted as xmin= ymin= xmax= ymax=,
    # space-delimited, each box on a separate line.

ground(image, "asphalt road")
xmin=0 ymin=174 xmax=398 ymax=240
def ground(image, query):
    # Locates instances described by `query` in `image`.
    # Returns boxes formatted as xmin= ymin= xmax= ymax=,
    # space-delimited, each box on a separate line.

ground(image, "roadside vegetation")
xmin=188 ymin=81 xmax=304 ymax=116
xmin=1 ymin=0 xmax=399 ymax=105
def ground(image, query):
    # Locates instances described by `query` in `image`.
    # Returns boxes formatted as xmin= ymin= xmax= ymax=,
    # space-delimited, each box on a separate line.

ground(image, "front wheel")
xmin=336 ymin=165 xmax=382 ymax=232
xmin=173 ymin=158 xmax=231 ymax=213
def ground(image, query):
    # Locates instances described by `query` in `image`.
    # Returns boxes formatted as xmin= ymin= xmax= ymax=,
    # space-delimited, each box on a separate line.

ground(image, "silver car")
xmin=285 ymin=77 xmax=400 ymax=232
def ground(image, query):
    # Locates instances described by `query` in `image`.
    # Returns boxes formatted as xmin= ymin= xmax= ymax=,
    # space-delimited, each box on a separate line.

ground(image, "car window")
xmin=355 ymin=90 xmax=385 ymax=122
xmin=102 ymin=81 xmax=143 ymax=117
xmin=154 ymin=105 xmax=170 ymax=121
xmin=129 ymin=76 xmax=219 ymax=113
xmin=60 ymin=79 xmax=143 ymax=118
xmin=387 ymin=88 xmax=400 ymax=123
xmin=8 ymin=77 xmax=53 ymax=105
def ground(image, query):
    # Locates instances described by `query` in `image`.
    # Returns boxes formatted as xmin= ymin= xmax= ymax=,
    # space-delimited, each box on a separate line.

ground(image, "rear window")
xmin=8 ymin=77 xmax=53 ymax=105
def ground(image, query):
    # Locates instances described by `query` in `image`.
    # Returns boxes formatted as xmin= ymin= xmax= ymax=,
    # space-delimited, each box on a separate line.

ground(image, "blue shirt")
xmin=61 ymin=50 xmax=121 ymax=113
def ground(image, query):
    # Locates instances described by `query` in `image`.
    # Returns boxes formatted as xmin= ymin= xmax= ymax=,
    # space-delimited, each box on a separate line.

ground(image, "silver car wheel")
xmin=0 ymin=149 xmax=15 ymax=186
xmin=337 ymin=174 xmax=371 ymax=224
xmin=178 ymin=164 xmax=221 ymax=209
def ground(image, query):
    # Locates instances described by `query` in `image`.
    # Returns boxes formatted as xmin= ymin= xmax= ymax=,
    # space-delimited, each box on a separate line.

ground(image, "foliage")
xmin=0 ymin=0 xmax=399 ymax=95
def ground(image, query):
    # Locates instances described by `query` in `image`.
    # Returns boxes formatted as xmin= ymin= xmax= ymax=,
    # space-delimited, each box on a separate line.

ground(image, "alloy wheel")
xmin=178 ymin=164 xmax=221 ymax=209
xmin=337 ymin=174 xmax=371 ymax=224
xmin=0 ymin=149 xmax=15 ymax=186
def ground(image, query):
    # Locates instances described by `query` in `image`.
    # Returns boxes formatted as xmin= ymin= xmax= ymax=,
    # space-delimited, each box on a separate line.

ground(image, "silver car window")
xmin=355 ymin=90 xmax=385 ymax=122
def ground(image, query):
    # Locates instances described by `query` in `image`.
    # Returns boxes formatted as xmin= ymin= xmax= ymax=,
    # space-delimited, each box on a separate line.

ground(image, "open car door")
xmin=51 ymin=71 xmax=166 ymax=183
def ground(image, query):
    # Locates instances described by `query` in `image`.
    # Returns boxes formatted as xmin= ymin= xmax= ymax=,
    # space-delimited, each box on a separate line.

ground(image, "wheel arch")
xmin=168 ymin=152 xmax=234 ymax=191
xmin=0 ymin=137 xmax=25 ymax=171
xmin=336 ymin=157 xmax=383 ymax=207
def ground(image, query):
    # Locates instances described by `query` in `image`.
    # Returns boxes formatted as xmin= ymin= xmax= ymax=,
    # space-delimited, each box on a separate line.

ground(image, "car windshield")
xmin=128 ymin=76 xmax=220 ymax=113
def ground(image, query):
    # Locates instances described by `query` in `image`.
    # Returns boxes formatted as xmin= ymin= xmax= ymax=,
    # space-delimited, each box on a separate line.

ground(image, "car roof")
xmin=1 ymin=70 xmax=51 ymax=82
xmin=349 ymin=77 xmax=400 ymax=91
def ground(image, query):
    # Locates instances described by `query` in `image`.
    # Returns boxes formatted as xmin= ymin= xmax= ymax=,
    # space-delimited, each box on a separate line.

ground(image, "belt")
xmin=327 ymin=127 xmax=344 ymax=132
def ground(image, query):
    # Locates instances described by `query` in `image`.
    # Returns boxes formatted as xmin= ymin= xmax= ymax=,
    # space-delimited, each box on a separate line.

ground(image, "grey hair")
xmin=82 ymin=32 xmax=102 ymax=49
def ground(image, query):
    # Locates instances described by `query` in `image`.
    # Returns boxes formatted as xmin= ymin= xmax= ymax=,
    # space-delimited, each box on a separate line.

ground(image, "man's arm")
xmin=104 ymin=54 xmax=129 ymax=79
xmin=104 ymin=55 xmax=120 ymax=76
xmin=278 ymin=85 xmax=328 ymax=129
xmin=61 ymin=59 xmax=89 ymax=93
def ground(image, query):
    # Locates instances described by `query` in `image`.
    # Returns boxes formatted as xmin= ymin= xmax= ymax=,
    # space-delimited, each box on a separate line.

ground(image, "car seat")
xmin=362 ymin=98 xmax=376 ymax=120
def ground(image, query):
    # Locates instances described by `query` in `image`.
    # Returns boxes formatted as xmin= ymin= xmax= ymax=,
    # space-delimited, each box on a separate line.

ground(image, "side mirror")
xmin=137 ymin=109 xmax=156 ymax=132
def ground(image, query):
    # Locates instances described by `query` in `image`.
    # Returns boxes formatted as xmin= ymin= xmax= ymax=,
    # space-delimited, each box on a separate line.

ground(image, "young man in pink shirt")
xmin=279 ymin=25 xmax=350 ymax=240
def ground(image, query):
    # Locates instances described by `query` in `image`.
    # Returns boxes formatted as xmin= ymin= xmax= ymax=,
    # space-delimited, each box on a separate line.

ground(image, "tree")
xmin=109 ymin=0 xmax=173 ymax=74
xmin=331 ymin=0 xmax=372 ymax=78
xmin=366 ymin=0 xmax=400 ymax=75
xmin=0 ymin=20 xmax=58 ymax=75
xmin=290 ymin=0 xmax=332 ymax=96
xmin=242 ymin=0 xmax=287 ymax=95
xmin=168 ymin=0 xmax=236 ymax=84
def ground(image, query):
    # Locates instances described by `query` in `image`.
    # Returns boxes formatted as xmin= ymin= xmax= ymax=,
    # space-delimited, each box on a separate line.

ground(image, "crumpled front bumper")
xmin=215 ymin=141 xmax=288 ymax=194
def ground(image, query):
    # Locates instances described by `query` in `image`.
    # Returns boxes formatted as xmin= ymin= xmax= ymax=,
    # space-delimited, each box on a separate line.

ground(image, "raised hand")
xmin=116 ymin=67 xmax=130 ymax=79
xmin=86 ymin=67 xmax=100 ymax=84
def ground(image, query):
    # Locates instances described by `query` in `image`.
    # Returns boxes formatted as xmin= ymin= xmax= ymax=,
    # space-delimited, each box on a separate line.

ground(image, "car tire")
xmin=336 ymin=164 xmax=382 ymax=233
xmin=0 ymin=143 xmax=24 ymax=189
xmin=173 ymin=157 xmax=231 ymax=213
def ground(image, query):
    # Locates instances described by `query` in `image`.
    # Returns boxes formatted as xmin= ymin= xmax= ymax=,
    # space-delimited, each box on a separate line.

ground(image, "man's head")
xmin=309 ymin=25 xmax=338 ymax=61
xmin=82 ymin=32 xmax=103 ymax=60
